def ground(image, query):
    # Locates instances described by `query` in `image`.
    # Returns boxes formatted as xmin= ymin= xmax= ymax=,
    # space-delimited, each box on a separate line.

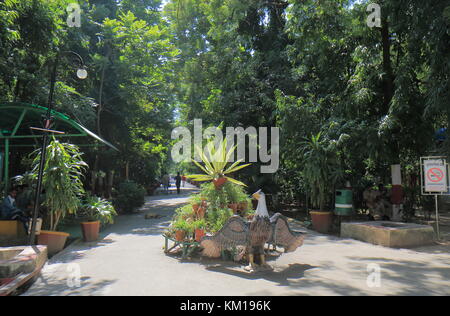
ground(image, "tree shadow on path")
xmin=205 ymin=263 xmax=317 ymax=286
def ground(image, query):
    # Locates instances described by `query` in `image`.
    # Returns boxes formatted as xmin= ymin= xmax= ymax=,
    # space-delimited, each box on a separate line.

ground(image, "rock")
xmin=145 ymin=213 xmax=164 ymax=220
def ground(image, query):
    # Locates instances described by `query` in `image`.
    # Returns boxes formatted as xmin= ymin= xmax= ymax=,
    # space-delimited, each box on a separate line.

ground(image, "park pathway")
xmin=24 ymin=188 xmax=450 ymax=296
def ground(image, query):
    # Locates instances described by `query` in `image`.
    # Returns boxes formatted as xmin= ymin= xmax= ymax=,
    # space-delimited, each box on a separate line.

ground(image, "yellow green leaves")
xmin=187 ymin=138 xmax=250 ymax=186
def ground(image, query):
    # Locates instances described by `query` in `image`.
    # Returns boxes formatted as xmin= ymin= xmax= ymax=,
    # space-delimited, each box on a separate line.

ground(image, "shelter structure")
xmin=0 ymin=102 xmax=117 ymax=193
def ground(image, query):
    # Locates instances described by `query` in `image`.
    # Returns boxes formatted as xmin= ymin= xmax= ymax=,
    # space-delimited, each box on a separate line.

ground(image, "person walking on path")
xmin=175 ymin=172 xmax=182 ymax=195
xmin=162 ymin=173 xmax=170 ymax=194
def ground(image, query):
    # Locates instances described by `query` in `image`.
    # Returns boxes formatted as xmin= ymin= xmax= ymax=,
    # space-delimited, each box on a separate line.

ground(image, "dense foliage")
xmin=166 ymin=0 xmax=449 ymax=211
xmin=113 ymin=180 xmax=146 ymax=213
xmin=171 ymin=181 xmax=254 ymax=237
xmin=1 ymin=0 xmax=449 ymax=214
xmin=81 ymin=194 xmax=118 ymax=225
xmin=0 ymin=0 xmax=177 ymax=188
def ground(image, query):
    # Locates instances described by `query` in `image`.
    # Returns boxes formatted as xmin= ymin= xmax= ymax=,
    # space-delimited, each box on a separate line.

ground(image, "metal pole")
xmin=29 ymin=55 xmax=59 ymax=245
xmin=28 ymin=51 xmax=85 ymax=244
xmin=4 ymin=139 xmax=9 ymax=194
xmin=435 ymin=194 xmax=440 ymax=240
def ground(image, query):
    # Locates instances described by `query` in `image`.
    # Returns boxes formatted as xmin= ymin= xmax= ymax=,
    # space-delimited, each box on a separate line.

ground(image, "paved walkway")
xmin=24 ymin=191 xmax=450 ymax=296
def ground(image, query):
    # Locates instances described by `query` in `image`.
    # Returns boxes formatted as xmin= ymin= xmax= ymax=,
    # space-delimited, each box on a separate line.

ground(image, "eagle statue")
xmin=200 ymin=190 xmax=306 ymax=272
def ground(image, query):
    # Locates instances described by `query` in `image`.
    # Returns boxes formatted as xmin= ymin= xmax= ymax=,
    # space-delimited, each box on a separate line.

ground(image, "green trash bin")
xmin=335 ymin=189 xmax=353 ymax=216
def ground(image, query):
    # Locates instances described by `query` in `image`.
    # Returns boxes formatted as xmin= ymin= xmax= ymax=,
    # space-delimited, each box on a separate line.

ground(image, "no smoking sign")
xmin=427 ymin=168 xmax=445 ymax=183
xmin=424 ymin=160 xmax=448 ymax=193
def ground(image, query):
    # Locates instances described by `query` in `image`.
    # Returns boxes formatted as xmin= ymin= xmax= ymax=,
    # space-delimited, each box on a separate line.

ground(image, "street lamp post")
xmin=28 ymin=51 xmax=88 ymax=246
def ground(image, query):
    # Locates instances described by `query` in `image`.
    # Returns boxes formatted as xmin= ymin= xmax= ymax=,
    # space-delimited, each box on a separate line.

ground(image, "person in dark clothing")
xmin=1 ymin=188 xmax=30 ymax=234
xmin=175 ymin=172 xmax=182 ymax=194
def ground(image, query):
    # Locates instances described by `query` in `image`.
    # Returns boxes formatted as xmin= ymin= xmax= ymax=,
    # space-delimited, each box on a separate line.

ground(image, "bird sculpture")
xmin=200 ymin=190 xmax=306 ymax=272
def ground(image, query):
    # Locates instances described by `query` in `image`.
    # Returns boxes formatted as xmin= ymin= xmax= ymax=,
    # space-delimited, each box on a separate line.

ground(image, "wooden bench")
xmin=0 ymin=221 xmax=26 ymax=238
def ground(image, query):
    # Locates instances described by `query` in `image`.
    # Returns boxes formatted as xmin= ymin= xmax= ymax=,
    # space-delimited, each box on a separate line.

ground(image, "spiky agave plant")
xmin=187 ymin=138 xmax=251 ymax=188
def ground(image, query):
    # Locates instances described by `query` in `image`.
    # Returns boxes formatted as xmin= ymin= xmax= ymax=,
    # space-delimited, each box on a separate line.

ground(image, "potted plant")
xmin=302 ymin=133 xmax=342 ymax=233
xmin=80 ymin=195 xmax=117 ymax=242
xmin=30 ymin=139 xmax=87 ymax=255
xmin=228 ymin=202 xmax=239 ymax=214
xmin=187 ymin=138 xmax=251 ymax=190
xmin=172 ymin=220 xmax=192 ymax=242
xmin=236 ymin=191 xmax=251 ymax=214
xmin=224 ymin=184 xmax=240 ymax=214
xmin=193 ymin=219 xmax=207 ymax=242
xmin=190 ymin=195 xmax=203 ymax=213
xmin=175 ymin=205 xmax=196 ymax=221
xmin=196 ymin=205 xmax=207 ymax=219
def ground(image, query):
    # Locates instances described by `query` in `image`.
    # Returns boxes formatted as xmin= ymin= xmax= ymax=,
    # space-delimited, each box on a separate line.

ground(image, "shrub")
xmin=172 ymin=219 xmax=194 ymax=235
xmin=193 ymin=219 xmax=207 ymax=230
xmin=206 ymin=207 xmax=234 ymax=233
xmin=30 ymin=139 xmax=87 ymax=231
xmin=114 ymin=181 xmax=146 ymax=213
xmin=173 ymin=204 xmax=196 ymax=221
xmin=81 ymin=194 xmax=117 ymax=225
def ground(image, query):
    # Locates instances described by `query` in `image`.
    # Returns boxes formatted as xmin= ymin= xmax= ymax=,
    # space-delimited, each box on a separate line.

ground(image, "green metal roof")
xmin=0 ymin=102 xmax=118 ymax=151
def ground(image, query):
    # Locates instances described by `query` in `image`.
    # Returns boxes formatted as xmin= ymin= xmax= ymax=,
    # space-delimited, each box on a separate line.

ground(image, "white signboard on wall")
xmin=424 ymin=159 xmax=448 ymax=193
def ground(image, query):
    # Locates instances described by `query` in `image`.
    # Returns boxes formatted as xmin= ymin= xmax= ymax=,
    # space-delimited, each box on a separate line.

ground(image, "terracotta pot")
xmin=239 ymin=202 xmax=248 ymax=212
xmin=197 ymin=207 xmax=206 ymax=219
xmin=310 ymin=211 xmax=333 ymax=233
xmin=228 ymin=203 xmax=239 ymax=214
xmin=195 ymin=229 xmax=205 ymax=242
xmin=175 ymin=230 xmax=186 ymax=242
xmin=213 ymin=177 xmax=228 ymax=190
xmin=81 ymin=221 xmax=101 ymax=242
xmin=37 ymin=231 xmax=70 ymax=256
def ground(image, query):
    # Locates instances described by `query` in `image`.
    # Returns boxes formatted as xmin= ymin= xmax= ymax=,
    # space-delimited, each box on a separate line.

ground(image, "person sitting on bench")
xmin=1 ymin=187 xmax=30 ymax=234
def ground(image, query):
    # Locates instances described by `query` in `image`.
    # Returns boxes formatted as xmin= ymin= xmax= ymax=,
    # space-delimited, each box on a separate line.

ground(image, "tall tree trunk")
xmin=91 ymin=171 xmax=97 ymax=194
xmin=107 ymin=170 xmax=115 ymax=199
xmin=98 ymin=173 xmax=105 ymax=198
xmin=380 ymin=18 xmax=399 ymax=162
xmin=97 ymin=56 xmax=108 ymax=139
xmin=381 ymin=18 xmax=395 ymax=112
